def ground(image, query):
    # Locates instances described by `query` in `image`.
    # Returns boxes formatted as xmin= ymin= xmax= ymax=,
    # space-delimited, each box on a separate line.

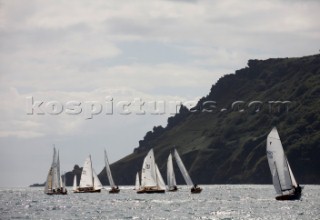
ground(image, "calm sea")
xmin=0 ymin=185 xmax=319 ymax=219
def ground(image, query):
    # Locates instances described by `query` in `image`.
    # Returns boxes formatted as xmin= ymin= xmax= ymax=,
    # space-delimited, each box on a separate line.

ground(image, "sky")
xmin=0 ymin=0 xmax=319 ymax=187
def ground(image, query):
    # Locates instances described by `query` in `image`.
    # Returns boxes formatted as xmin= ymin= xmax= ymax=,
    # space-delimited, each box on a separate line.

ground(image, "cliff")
xmin=66 ymin=54 xmax=320 ymax=185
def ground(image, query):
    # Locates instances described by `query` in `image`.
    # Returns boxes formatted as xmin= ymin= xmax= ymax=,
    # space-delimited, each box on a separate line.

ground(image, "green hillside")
xmin=66 ymin=54 xmax=320 ymax=186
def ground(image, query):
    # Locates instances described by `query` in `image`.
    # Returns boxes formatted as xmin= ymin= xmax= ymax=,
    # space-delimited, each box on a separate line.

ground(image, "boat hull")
xmin=137 ymin=188 xmax=165 ymax=194
xmin=191 ymin=187 xmax=202 ymax=194
xmin=109 ymin=188 xmax=120 ymax=194
xmin=73 ymin=188 xmax=101 ymax=193
xmin=276 ymin=192 xmax=301 ymax=201
xmin=46 ymin=191 xmax=67 ymax=195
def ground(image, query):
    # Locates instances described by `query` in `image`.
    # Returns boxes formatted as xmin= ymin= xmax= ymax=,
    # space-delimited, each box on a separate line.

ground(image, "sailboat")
xmin=173 ymin=149 xmax=202 ymax=194
xmin=167 ymin=153 xmax=178 ymax=191
xmin=134 ymin=172 xmax=141 ymax=191
xmin=104 ymin=150 xmax=120 ymax=193
xmin=44 ymin=147 xmax=67 ymax=195
xmin=74 ymin=155 xmax=103 ymax=193
xmin=137 ymin=149 xmax=166 ymax=194
xmin=266 ymin=127 xmax=302 ymax=200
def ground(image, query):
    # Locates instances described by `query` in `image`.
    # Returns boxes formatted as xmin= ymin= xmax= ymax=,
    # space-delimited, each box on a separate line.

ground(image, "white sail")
xmin=155 ymin=165 xmax=166 ymax=190
xmin=287 ymin=159 xmax=298 ymax=188
xmin=60 ymin=175 xmax=63 ymax=188
xmin=73 ymin=175 xmax=77 ymax=191
xmin=267 ymin=127 xmax=295 ymax=195
xmin=56 ymin=150 xmax=61 ymax=189
xmin=45 ymin=147 xmax=57 ymax=193
xmin=79 ymin=155 xmax=94 ymax=188
xmin=167 ymin=153 xmax=177 ymax=190
xmin=272 ymin=161 xmax=282 ymax=194
xmin=51 ymin=147 xmax=60 ymax=189
xmin=141 ymin=149 xmax=157 ymax=188
xmin=61 ymin=173 xmax=67 ymax=193
xmin=104 ymin=150 xmax=116 ymax=188
xmin=44 ymin=147 xmax=66 ymax=194
xmin=44 ymin=167 xmax=53 ymax=193
xmin=93 ymin=169 xmax=103 ymax=190
xmin=135 ymin=172 xmax=140 ymax=190
xmin=173 ymin=149 xmax=194 ymax=186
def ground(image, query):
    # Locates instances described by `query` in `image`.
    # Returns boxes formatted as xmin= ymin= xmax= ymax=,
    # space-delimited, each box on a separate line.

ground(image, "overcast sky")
xmin=0 ymin=0 xmax=319 ymax=187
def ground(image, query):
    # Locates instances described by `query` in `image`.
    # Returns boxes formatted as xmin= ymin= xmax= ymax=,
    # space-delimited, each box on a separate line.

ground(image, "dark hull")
xmin=109 ymin=189 xmax=120 ymax=194
xmin=191 ymin=187 xmax=202 ymax=194
xmin=276 ymin=191 xmax=301 ymax=201
xmin=46 ymin=191 xmax=67 ymax=195
xmin=74 ymin=188 xmax=101 ymax=193
xmin=137 ymin=189 xmax=165 ymax=194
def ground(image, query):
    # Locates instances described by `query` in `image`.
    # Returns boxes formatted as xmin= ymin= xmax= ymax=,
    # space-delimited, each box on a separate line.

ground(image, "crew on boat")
xmin=111 ymin=185 xmax=119 ymax=192
xmin=191 ymin=184 xmax=198 ymax=192
xmin=295 ymin=184 xmax=302 ymax=194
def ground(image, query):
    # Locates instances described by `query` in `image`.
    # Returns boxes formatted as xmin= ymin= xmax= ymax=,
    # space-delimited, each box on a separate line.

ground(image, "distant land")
xmin=35 ymin=54 xmax=320 ymax=187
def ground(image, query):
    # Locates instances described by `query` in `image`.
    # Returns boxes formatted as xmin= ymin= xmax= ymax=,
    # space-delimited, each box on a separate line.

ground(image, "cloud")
xmin=0 ymin=0 xmax=319 ymax=186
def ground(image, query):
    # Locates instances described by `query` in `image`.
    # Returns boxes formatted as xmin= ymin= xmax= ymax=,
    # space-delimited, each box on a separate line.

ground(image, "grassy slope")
xmin=95 ymin=54 xmax=320 ymax=185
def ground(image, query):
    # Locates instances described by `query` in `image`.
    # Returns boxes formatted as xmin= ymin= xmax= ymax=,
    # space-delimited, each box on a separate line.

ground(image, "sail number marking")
xmin=267 ymin=150 xmax=273 ymax=159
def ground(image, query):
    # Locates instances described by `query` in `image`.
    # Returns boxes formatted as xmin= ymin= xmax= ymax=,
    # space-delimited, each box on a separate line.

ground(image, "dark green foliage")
xmin=92 ymin=54 xmax=320 ymax=185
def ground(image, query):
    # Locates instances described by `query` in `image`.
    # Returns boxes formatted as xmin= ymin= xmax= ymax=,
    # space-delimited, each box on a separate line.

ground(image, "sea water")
xmin=0 ymin=185 xmax=319 ymax=219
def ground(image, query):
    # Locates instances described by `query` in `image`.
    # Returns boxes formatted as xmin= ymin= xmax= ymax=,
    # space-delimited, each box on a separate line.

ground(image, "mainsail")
xmin=44 ymin=167 xmax=53 ymax=193
xmin=167 ymin=153 xmax=177 ymax=190
xmin=104 ymin=150 xmax=116 ymax=188
xmin=141 ymin=149 xmax=157 ymax=188
xmin=267 ymin=127 xmax=297 ymax=195
xmin=173 ymin=149 xmax=194 ymax=186
xmin=79 ymin=155 xmax=94 ymax=188
xmin=140 ymin=149 xmax=165 ymax=190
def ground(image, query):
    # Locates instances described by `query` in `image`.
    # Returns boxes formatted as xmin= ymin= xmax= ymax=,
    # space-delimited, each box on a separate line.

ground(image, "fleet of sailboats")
xmin=266 ymin=127 xmax=302 ymax=200
xmin=43 ymin=128 xmax=303 ymax=201
xmin=44 ymin=147 xmax=67 ymax=195
xmin=137 ymin=149 xmax=166 ymax=193
xmin=73 ymin=155 xmax=103 ymax=193
xmin=104 ymin=150 xmax=120 ymax=193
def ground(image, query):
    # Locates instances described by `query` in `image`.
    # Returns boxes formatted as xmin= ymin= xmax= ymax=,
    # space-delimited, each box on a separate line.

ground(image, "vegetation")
xmin=68 ymin=54 xmax=320 ymax=185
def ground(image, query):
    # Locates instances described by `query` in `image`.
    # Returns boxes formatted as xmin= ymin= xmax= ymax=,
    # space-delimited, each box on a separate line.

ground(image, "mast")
xmin=57 ymin=150 xmax=61 ymax=189
xmin=90 ymin=155 xmax=94 ymax=188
